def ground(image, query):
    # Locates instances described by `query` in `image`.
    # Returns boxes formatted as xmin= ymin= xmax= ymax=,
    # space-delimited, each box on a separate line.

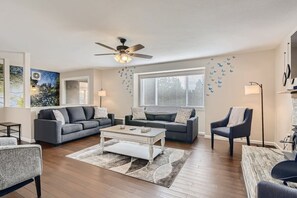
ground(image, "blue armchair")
xmin=210 ymin=108 xmax=253 ymax=156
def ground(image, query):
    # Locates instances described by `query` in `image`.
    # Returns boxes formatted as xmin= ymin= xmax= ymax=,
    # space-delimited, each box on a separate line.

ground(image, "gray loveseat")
xmin=34 ymin=106 xmax=114 ymax=145
xmin=125 ymin=109 xmax=198 ymax=143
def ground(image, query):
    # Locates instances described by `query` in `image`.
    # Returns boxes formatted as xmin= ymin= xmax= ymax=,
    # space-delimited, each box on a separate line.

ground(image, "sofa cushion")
xmin=128 ymin=120 xmax=147 ymax=126
xmin=212 ymin=127 xmax=230 ymax=137
xmin=83 ymin=106 xmax=94 ymax=120
xmin=67 ymin=107 xmax=86 ymax=123
xmin=154 ymin=114 xmax=173 ymax=122
xmin=62 ymin=124 xmax=83 ymax=135
xmin=75 ymin=121 xmax=99 ymax=130
xmin=190 ymin=109 xmax=196 ymax=117
xmin=145 ymin=113 xmax=155 ymax=120
xmin=93 ymin=118 xmax=112 ymax=126
xmin=170 ymin=113 xmax=177 ymax=122
xmin=39 ymin=108 xmax=70 ymax=123
xmin=146 ymin=121 xmax=169 ymax=128
xmin=165 ymin=122 xmax=187 ymax=133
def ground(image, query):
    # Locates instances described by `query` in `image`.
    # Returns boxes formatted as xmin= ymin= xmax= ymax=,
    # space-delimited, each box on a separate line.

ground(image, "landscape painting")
xmin=30 ymin=69 xmax=60 ymax=107
xmin=10 ymin=65 xmax=24 ymax=107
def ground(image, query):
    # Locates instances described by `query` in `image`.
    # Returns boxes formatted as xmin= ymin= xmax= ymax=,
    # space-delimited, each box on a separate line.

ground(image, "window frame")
xmin=138 ymin=69 xmax=205 ymax=108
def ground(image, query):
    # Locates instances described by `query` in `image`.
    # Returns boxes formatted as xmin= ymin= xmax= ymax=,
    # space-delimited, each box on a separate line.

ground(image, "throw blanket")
xmin=227 ymin=107 xmax=246 ymax=127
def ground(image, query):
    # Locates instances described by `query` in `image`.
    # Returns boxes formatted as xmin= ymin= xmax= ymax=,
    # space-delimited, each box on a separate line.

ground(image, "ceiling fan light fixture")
xmin=114 ymin=53 xmax=132 ymax=64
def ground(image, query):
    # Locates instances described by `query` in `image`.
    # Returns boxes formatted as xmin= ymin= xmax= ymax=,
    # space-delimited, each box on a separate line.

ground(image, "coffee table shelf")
xmin=100 ymin=125 xmax=166 ymax=164
xmin=104 ymin=142 xmax=163 ymax=160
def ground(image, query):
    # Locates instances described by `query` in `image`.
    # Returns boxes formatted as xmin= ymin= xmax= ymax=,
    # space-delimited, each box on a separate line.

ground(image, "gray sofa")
xmin=257 ymin=181 xmax=297 ymax=198
xmin=34 ymin=106 xmax=114 ymax=145
xmin=125 ymin=109 xmax=198 ymax=143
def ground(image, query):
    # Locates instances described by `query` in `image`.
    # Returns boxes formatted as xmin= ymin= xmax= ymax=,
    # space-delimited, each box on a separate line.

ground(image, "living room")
xmin=1 ymin=1 xmax=297 ymax=198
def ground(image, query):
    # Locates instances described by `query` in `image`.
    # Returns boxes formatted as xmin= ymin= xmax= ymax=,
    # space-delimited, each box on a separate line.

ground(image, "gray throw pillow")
xmin=52 ymin=110 xmax=65 ymax=125
xmin=175 ymin=108 xmax=192 ymax=124
xmin=132 ymin=107 xmax=146 ymax=120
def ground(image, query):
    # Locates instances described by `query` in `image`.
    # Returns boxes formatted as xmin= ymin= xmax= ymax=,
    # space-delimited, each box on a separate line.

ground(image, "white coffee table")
xmin=99 ymin=125 xmax=166 ymax=164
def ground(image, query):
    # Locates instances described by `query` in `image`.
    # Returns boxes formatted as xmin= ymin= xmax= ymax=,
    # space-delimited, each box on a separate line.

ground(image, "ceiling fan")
xmin=94 ymin=38 xmax=153 ymax=64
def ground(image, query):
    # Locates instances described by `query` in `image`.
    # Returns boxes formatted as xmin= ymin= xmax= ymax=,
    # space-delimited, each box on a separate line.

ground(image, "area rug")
xmin=66 ymin=140 xmax=191 ymax=188
xmin=241 ymin=145 xmax=297 ymax=198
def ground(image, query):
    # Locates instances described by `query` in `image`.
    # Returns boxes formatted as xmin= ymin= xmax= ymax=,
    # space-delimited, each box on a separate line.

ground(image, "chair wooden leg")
xmin=246 ymin=136 xmax=250 ymax=146
xmin=229 ymin=138 xmax=234 ymax=156
xmin=35 ymin=176 xmax=41 ymax=198
xmin=211 ymin=133 xmax=214 ymax=149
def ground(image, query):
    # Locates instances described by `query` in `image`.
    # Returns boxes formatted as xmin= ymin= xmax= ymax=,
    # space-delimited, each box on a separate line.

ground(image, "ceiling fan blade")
xmin=130 ymin=53 xmax=153 ymax=59
xmin=95 ymin=42 xmax=117 ymax=52
xmin=126 ymin=44 xmax=144 ymax=53
xmin=94 ymin=53 xmax=117 ymax=56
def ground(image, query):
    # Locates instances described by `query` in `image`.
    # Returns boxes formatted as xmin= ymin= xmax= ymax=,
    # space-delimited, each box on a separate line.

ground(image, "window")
xmin=140 ymin=70 xmax=204 ymax=107
xmin=10 ymin=65 xmax=24 ymax=107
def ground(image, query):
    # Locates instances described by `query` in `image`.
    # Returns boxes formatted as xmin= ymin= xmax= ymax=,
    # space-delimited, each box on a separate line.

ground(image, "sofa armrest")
xmin=125 ymin=115 xmax=133 ymax=125
xmin=34 ymin=119 xmax=62 ymax=144
xmin=0 ymin=145 xmax=42 ymax=190
xmin=210 ymin=116 xmax=230 ymax=129
xmin=257 ymin=181 xmax=297 ymax=198
xmin=108 ymin=113 xmax=115 ymax=125
xmin=0 ymin=137 xmax=17 ymax=146
xmin=186 ymin=116 xmax=199 ymax=143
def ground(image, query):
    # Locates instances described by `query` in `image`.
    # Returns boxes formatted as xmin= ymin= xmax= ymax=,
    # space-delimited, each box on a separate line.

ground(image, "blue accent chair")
xmin=210 ymin=108 xmax=253 ymax=156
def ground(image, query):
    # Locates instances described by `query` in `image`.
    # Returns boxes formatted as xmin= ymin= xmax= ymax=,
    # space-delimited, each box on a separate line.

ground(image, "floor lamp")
xmin=245 ymin=82 xmax=265 ymax=147
xmin=98 ymin=89 xmax=106 ymax=107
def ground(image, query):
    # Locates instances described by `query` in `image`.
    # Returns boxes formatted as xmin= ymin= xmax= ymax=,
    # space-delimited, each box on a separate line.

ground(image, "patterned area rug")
xmin=66 ymin=140 xmax=191 ymax=188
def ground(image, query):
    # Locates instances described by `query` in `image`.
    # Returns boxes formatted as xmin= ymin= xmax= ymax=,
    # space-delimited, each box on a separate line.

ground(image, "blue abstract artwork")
xmin=30 ymin=69 xmax=60 ymax=107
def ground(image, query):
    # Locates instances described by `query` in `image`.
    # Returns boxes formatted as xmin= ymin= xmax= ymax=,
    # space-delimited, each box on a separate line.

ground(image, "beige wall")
xmin=0 ymin=107 xmax=33 ymax=142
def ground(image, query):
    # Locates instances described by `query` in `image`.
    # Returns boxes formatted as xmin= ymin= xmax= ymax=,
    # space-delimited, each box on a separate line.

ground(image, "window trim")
xmin=138 ymin=68 xmax=205 ymax=108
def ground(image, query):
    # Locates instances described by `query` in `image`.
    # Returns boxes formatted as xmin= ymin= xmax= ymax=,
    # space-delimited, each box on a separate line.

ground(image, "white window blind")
xmin=139 ymin=69 xmax=204 ymax=107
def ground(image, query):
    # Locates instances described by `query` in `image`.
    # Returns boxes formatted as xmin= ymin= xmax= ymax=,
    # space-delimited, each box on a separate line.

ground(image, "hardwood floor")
xmin=4 ymin=135 xmax=247 ymax=198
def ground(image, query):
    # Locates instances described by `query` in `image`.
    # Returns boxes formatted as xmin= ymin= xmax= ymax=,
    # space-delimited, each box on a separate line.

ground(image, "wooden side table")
xmin=0 ymin=122 xmax=21 ymax=142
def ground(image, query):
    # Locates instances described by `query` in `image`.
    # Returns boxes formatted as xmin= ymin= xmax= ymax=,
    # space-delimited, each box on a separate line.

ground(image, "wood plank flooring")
xmin=4 ymin=135 xmax=247 ymax=198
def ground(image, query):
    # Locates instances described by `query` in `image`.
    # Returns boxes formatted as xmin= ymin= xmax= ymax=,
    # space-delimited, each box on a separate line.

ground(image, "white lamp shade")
xmin=245 ymin=85 xmax=260 ymax=95
xmin=98 ymin=90 xmax=106 ymax=97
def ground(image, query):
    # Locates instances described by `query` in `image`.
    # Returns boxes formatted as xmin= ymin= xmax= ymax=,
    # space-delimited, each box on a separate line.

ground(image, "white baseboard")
xmin=273 ymin=142 xmax=285 ymax=151
xmin=204 ymin=134 xmax=276 ymax=147
xmin=198 ymin=131 xmax=205 ymax=135
xmin=21 ymin=137 xmax=35 ymax=143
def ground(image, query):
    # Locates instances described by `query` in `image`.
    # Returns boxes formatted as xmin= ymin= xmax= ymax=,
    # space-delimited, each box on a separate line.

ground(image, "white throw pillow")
xmin=94 ymin=107 xmax=108 ymax=118
xmin=52 ymin=110 xmax=65 ymax=125
xmin=132 ymin=107 xmax=146 ymax=120
xmin=227 ymin=107 xmax=246 ymax=127
xmin=175 ymin=108 xmax=192 ymax=124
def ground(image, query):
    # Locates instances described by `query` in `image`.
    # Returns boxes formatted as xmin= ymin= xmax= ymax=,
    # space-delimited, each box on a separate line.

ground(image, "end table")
xmin=0 ymin=122 xmax=21 ymax=142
